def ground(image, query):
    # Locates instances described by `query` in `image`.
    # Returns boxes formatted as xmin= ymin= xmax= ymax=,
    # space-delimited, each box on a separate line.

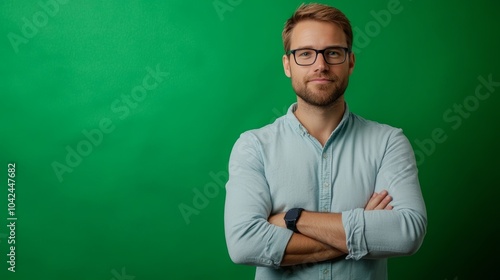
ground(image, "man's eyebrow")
xmin=292 ymin=45 xmax=348 ymax=50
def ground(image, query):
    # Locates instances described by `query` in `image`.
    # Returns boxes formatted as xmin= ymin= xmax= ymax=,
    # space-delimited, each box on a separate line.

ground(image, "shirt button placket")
xmin=323 ymin=268 xmax=330 ymax=279
xmin=320 ymin=150 xmax=331 ymax=213
xmin=320 ymin=151 xmax=328 ymax=213
xmin=319 ymin=265 xmax=331 ymax=280
xmin=319 ymin=150 xmax=332 ymax=279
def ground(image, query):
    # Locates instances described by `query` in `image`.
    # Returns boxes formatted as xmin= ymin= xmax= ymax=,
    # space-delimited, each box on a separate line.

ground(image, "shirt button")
xmin=322 ymin=153 xmax=327 ymax=159
xmin=323 ymin=182 xmax=329 ymax=188
xmin=323 ymin=269 xmax=329 ymax=274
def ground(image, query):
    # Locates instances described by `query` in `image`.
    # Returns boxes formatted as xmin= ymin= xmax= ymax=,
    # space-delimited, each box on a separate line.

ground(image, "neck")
xmin=294 ymin=97 xmax=346 ymax=146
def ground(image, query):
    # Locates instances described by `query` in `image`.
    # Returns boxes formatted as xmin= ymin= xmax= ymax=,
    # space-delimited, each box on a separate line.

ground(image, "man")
xmin=224 ymin=3 xmax=427 ymax=279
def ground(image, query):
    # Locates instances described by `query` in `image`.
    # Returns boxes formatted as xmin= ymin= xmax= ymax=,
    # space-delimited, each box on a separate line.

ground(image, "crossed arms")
xmin=224 ymin=130 xmax=427 ymax=268
xmin=268 ymin=191 xmax=393 ymax=266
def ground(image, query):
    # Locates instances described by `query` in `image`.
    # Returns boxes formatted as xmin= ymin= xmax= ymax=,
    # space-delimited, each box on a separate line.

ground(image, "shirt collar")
xmin=285 ymin=102 xmax=351 ymax=137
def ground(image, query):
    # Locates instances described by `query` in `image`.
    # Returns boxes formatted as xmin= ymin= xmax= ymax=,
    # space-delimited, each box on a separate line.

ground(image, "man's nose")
xmin=313 ymin=53 xmax=329 ymax=72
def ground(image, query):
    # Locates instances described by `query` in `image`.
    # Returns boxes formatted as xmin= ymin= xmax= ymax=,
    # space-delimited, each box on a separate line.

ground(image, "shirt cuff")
xmin=269 ymin=227 xmax=294 ymax=267
xmin=342 ymin=208 xmax=368 ymax=260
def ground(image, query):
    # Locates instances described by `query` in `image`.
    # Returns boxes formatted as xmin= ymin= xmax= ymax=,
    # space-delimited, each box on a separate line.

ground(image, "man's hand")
xmin=266 ymin=190 xmax=394 ymax=266
xmin=268 ymin=212 xmax=286 ymax=228
xmin=365 ymin=190 xmax=393 ymax=210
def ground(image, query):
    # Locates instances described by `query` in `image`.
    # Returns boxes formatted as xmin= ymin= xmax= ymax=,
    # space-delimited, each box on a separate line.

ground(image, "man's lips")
xmin=308 ymin=78 xmax=334 ymax=84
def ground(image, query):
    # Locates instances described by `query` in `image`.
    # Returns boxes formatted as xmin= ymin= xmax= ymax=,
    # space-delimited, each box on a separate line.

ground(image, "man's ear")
xmin=348 ymin=52 xmax=355 ymax=75
xmin=283 ymin=54 xmax=291 ymax=78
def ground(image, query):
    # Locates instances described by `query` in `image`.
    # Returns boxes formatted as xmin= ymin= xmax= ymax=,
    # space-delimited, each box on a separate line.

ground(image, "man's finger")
xmin=365 ymin=192 xmax=382 ymax=210
xmin=375 ymin=194 xmax=393 ymax=210
xmin=365 ymin=190 xmax=392 ymax=210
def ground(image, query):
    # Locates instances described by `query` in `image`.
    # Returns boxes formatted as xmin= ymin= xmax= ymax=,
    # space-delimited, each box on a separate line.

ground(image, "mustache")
xmin=306 ymin=74 xmax=337 ymax=81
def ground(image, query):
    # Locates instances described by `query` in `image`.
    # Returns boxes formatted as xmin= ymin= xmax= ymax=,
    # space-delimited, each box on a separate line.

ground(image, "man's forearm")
xmin=295 ymin=191 xmax=394 ymax=253
xmin=269 ymin=190 xmax=394 ymax=260
xmin=280 ymin=232 xmax=345 ymax=266
xmin=296 ymin=211 xmax=348 ymax=253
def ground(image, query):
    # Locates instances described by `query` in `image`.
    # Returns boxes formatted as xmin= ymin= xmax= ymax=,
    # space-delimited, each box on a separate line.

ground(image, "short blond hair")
xmin=282 ymin=3 xmax=353 ymax=52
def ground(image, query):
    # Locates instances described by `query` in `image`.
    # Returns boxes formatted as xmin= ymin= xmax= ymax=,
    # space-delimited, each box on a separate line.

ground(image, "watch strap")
xmin=284 ymin=208 xmax=304 ymax=233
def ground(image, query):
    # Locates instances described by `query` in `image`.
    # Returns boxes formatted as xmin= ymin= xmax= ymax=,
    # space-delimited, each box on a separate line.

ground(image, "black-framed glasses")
xmin=286 ymin=47 xmax=350 ymax=66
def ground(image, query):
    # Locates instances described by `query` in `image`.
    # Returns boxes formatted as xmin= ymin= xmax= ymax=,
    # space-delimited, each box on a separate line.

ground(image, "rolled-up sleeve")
xmin=342 ymin=129 xmax=427 ymax=260
xmin=224 ymin=132 xmax=293 ymax=267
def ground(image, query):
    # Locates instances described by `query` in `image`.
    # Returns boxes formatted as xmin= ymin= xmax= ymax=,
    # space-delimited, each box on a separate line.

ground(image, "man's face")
xmin=283 ymin=20 xmax=355 ymax=107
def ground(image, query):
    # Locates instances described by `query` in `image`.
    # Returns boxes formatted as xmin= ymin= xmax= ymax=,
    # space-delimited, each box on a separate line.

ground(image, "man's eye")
xmin=327 ymin=51 xmax=340 ymax=57
xmin=298 ymin=51 xmax=312 ymax=57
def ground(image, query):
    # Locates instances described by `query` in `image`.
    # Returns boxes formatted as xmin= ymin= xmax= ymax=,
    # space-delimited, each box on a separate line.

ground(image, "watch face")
xmin=285 ymin=208 xmax=300 ymax=220
xmin=285 ymin=208 xmax=303 ymax=233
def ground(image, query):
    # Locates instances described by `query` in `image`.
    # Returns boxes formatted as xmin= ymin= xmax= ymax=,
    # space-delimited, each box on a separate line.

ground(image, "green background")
xmin=1 ymin=0 xmax=498 ymax=279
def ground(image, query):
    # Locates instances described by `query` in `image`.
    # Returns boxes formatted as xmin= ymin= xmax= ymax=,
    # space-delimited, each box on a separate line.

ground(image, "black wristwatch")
xmin=284 ymin=208 xmax=304 ymax=233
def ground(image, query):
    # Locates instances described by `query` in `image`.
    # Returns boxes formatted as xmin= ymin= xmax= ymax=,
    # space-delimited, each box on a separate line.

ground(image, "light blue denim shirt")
xmin=224 ymin=103 xmax=427 ymax=280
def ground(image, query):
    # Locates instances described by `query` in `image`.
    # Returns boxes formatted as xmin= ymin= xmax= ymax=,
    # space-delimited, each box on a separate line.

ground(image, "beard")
xmin=291 ymin=72 xmax=349 ymax=107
